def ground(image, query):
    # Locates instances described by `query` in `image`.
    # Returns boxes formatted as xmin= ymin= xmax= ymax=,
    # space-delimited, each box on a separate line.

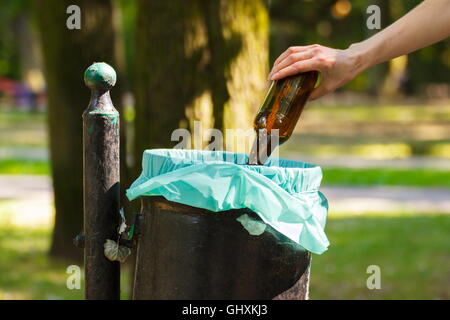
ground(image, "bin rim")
xmin=126 ymin=149 xmax=329 ymax=254
xmin=142 ymin=148 xmax=322 ymax=170
xmin=139 ymin=148 xmax=324 ymax=193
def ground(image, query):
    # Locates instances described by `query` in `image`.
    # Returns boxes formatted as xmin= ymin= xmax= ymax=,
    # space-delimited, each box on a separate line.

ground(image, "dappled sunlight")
xmin=0 ymin=198 xmax=54 ymax=230
xmin=0 ymin=226 xmax=83 ymax=300
xmin=303 ymin=104 xmax=450 ymax=123
xmin=279 ymin=104 xmax=450 ymax=159
xmin=324 ymin=186 xmax=450 ymax=215
xmin=296 ymin=122 xmax=450 ymax=143
xmin=311 ymin=214 xmax=450 ymax=299
xmin=0 ymin=0 xmax=448 ymax=302
xmin=0 ymin=110 xmax=48 ymax=148
xmin=0 ymin=290 xmax=29 ymax=300
xmin=283 ymin=143 xmax=413 ymax=159
xmin=0 ymin=223 xmax=132 ymax=300
xmin=353 ymin=143 xmax=411 ymax=159
xmin=2 ymin=210 xmax=448 ymax=300
xmin=429 ymin=144 xmax=450 ymax=158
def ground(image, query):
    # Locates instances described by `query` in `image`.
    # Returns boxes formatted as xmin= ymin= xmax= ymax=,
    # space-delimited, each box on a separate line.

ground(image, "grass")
xmin=3 ymin=104 xmax=450 ymax=157
xmin=1 ymin=158 xmax=450 ymax=189
xmin=322 ymin=168 xmax=450 ymax=188
xmin=0 ymin=227 xmax=83 ymax=300
xmin=284 ymin=104 xmax=450 ymax=158
xmin=305 ymin=104 xmax=450 ymax=123
xmin=0 ymin=199 xmax=130 ymax=300
xmin=311 ymin=212 xmax=450 ymax=299
xmin=0 ymin=159 xmax=50 ymax=175
xmin=0 ymin=109 xmax=47 ymax=148
xmin=1 ymin=211 xmax=448 ymax=299
xmin=0 ymin=225 xmax=131 ymax=300
xmin=2 ymin=158 xmax=450 ymax=190
xmin=0 ymin=109 xmax=47 ymax=123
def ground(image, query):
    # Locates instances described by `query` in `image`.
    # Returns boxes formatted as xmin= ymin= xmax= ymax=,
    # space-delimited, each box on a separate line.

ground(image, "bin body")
xmin=133 ymin=196 xmax=311 ymax=300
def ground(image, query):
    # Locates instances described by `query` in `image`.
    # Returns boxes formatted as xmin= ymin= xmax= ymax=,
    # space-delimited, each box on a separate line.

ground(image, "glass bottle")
xmin=248 ymin=71 xmax=318 ymax=165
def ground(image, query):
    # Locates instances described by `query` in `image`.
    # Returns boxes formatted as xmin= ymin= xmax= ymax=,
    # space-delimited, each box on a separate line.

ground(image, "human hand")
xmin=268 ymin=44 xmax=364 ymax=100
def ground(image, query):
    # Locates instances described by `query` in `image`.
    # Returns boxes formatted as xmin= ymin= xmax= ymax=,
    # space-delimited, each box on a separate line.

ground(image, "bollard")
xmin=83 ymin=62 xmax=120 ymax=300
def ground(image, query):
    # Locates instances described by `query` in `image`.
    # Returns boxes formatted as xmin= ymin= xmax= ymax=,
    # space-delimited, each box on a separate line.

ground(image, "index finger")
xmin=271 ymin=59 xmax=321 ymax=80
xmin=270 ymin=51 xmax=314 ymax=77
xmin=273 ymin=46 xmax=308 ymax=67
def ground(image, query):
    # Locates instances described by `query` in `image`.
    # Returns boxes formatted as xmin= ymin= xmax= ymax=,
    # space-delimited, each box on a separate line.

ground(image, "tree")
xmin=365 ymin=0 xmax=390 ymax=97
xmin=35 ymin=0 xmax=124 ymax=261
xmin=133 ymin=0 xmax=268 ymax=165
xmin=202 ymin=0 xmax=269 ymax=134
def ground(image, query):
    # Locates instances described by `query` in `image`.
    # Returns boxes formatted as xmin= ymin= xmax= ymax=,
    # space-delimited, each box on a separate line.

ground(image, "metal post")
xmin=83 ymin=62 xmax=120 ymax=299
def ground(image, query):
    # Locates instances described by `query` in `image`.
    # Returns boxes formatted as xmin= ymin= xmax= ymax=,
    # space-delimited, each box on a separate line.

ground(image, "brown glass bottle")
xmin=248 ymin=71 xmax=318 ymax=165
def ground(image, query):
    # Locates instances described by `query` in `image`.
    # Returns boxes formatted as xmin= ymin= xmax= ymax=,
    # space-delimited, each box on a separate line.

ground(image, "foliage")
xmin=269 ymin=0 xmax=449 ymax=95
xmin=0 ymin=0 xmax=31 ymax=79
xmin=1 ymin=0 xmax=448 ymax=97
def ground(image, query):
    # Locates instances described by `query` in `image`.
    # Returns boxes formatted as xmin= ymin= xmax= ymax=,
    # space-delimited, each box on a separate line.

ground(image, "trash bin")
xmin=126 ymin=149 xmax=329 ymax=300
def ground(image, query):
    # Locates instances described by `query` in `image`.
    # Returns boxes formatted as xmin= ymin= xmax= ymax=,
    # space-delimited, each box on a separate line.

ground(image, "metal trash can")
xmin=133 ymin=196 xmax=311 ymax=300
xmin=126 ymin=149 xmax=329 ymax=300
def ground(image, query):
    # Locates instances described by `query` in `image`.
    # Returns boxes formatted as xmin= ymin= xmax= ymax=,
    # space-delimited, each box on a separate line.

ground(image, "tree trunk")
xmin=203 ymin=0 xmax=269 ymax=137
xmin=133 ymin=0 xmax=268 ymax=158
xmin=132 ymin=0 xmax=203 ymax=298
xmin=366 ymin=0 xmax=390 ymax=97
xmin=133 ymin=0 xmax=202 ymax=159
xmin=132 ymin=0 xmax=268 ymax=298
xmin=34 ymin=0 xmax=124 ymax=262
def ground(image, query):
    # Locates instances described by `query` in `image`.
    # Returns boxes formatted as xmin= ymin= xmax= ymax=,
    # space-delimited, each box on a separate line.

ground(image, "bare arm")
xmin=268 ymin=0 xmax=450 ymax=100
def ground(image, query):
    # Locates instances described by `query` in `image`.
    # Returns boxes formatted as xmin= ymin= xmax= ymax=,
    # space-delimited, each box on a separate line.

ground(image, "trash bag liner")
xmin=126 ymin=149 xmax=329 ymax=254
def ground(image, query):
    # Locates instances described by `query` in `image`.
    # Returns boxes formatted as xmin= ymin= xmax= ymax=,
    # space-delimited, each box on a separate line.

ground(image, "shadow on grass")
xmin=311 ymin=213 xmax=450 ymax=299
xmin=0 ymin=214 xmax=449 ymax=300
xmin=0 ymin=227 xmax=130 ymax=300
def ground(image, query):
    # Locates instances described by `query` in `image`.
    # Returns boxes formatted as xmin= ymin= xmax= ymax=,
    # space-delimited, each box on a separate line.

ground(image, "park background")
xmin=0 ymin=0 xmax=449 ymax=299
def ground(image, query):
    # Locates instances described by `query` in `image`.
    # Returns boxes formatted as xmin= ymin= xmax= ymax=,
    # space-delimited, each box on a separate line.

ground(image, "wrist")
xmin=346 ymin=42 xmax=373 ymax=75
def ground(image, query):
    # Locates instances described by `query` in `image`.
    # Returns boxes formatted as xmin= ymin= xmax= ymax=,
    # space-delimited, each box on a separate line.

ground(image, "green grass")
xmin=0 ymin=227 xmax=83 ymax=299
xmin=305 ymin=104 xmax=450 ymax=122
xmin=322 ymin=168 xmax=450 ymax=188
xmin=1 ymin=106 xmax=450 ymax=188
xmin=1 ymin=159 xmax=450 ymax=189
xmin=0 ymin=159 xmax=50 ymax=175
xmin=1 ymin=212 xmax=449 ymax=299
xmin=311 ymin=213 xmax=450 ymax=299
xmin=0 ymin=109 xmax=47 ymax=148
xmin=0 ymin=109 xmax=46 ymax=124
xmin=0 ymin=225 xmax=131 ymax=300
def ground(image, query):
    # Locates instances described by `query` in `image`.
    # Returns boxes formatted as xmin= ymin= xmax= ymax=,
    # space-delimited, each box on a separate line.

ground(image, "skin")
xmin=268 ymin=0 xmax=450 ymax=100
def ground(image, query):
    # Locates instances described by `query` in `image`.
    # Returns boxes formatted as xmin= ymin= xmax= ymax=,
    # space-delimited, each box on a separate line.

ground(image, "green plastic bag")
xmin=126 ymin=149 xmax=329 ymax=254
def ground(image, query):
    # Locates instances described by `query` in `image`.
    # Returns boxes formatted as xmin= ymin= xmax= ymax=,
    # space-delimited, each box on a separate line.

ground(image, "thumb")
xmin=308 ymin=84 xmax=328 ymax=101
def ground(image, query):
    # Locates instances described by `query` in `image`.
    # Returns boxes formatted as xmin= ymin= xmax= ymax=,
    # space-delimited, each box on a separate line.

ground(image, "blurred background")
xmin=0 ymin=0 xmax=449 ymax=299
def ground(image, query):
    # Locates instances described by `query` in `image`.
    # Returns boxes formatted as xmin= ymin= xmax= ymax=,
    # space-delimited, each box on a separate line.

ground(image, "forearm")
xmin=268 ymin=0 xmax=450 ymax=99
xmin=349 ymin=0 xmax=450 ymax=73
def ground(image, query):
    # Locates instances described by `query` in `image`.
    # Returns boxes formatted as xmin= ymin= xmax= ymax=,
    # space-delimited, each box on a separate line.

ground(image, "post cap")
xmin=84 ymin=62 xmax=117 ymax=91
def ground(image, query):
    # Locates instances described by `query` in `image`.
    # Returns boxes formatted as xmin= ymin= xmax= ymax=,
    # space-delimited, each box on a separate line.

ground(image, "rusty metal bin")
xmin=132 ymin=196 xmax=311 ymax=300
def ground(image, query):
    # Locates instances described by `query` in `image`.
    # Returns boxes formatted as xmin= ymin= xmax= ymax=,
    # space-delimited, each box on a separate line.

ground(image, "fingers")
xmin=308 ymin=84 xmax=328 ymax=101
xmin=273 ymin=46 xmax=308 ymax=66
xmin=268 ymin=51 xmax=314 ymax=80
xmin=270 ymin=59 xmax=320 ymax=81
